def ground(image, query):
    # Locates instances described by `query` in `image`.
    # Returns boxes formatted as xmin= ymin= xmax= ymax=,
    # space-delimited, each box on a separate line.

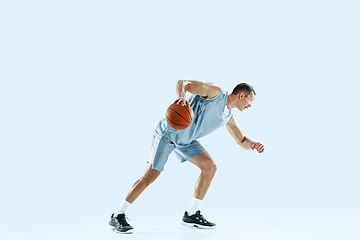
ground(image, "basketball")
xmin=166 ymin=103 xmax=194 ymax=130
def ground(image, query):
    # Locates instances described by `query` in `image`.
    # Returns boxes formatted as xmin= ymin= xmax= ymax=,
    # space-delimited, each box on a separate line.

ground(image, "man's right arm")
xmin=175 ymin=80 xmax=221 ymax=105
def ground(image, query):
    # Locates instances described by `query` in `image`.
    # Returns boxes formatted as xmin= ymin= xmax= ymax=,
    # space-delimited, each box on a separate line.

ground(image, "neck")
xmin=226 ymin=94 xmax=236 ymax=109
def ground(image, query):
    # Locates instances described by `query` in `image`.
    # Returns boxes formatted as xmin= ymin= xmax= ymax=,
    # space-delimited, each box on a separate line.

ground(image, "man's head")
xmin=231 ymin=83 xmax=256 ymax=111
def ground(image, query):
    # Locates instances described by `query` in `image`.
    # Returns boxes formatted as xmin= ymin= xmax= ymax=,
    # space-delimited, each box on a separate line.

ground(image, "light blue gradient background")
xmin=1 ymin=1 xmax=359 ymax=239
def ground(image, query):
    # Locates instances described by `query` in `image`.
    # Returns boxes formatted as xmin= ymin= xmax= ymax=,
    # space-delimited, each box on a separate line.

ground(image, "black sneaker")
xmin=108 ymin=213 xmax=133 ymax=234
xmin=181 ymin=210 xmax=216 ymax=229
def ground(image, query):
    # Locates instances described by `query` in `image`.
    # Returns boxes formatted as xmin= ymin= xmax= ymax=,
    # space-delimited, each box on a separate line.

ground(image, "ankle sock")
xmin=188 ymin=197 xmax=203 ymax=215
xmin=114 ymin=199 xmax=131 ymax=216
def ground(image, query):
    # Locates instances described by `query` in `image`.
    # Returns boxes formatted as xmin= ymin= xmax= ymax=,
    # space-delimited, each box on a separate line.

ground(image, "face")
xmin=237 ymin=91 xmax=255 ymax=111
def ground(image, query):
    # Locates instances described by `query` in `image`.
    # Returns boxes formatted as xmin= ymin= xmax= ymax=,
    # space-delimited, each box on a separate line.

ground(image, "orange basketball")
xmin=166 ymin=103 xmax=194 ymax=130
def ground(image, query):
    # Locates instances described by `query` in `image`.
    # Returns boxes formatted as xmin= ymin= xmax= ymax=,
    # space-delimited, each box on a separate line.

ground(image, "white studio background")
xmin=1 ymin=1 xmax=359 ymax=240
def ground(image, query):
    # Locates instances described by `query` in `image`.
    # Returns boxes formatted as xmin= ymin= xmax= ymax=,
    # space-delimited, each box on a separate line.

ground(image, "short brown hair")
xmin=231 ymin=83 xmax=256 ymax=96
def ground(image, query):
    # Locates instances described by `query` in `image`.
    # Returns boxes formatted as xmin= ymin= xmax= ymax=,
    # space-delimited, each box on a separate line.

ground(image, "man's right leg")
xmin=110 ymin=131 xmax=174 ymax=233
xmin=114 ymin=163 xmax=160 ymax=215
xmin=109 ymin=163 xmax=160 ymax=233
xmin=124 ymin=163 xmax=161 ymax=204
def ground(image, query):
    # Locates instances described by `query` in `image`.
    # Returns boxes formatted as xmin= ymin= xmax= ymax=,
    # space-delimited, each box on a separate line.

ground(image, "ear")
xmin=239 ymin=92 xmax=246 ymax=99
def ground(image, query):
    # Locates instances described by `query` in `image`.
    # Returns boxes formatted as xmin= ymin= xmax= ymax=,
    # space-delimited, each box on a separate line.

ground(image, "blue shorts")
xmin=148 ymin=130 xmax=206 ymax=172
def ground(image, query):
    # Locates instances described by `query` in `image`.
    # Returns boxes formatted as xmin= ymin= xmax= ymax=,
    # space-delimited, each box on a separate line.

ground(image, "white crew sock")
xmin=114 ymin=199 xmax=131 ymax=216
xmin=188 ymin=197 xmax=203 ymax=215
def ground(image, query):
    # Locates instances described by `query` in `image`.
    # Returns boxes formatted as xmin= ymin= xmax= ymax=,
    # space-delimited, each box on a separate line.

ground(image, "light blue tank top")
xmin=156 ymin=90 xmax=233 ymax=146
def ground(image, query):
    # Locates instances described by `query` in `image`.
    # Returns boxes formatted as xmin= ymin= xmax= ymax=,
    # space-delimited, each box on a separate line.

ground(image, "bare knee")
xmin=141 ymin=169 xmax=160 ymax=186
xmin=202 ymin=162 xmax=217 ymax=178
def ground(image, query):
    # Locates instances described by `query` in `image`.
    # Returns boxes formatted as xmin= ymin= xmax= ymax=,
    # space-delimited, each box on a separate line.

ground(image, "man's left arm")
xmin=226 ymin=117 xmax=265 ymax=153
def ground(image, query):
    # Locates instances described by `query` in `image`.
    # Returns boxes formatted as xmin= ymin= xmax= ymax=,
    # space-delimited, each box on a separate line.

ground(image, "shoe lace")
xmin=116 ymin=214 xmax=131 ymax=226
xmin=194 ymin=210 xmax=208 ymax=223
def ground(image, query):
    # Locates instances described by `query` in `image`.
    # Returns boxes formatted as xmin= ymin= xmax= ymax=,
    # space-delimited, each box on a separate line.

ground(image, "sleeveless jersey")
xmin=156 ymin=90 xmax=233 ymax=146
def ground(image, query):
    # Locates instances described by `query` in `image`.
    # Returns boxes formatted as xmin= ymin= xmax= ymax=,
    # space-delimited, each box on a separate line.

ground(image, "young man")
xmin=108 ymin=80 xmax=265 ymax=234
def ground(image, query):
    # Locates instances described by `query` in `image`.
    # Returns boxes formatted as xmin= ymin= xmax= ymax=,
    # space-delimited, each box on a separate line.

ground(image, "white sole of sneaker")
xmin=108 ymin=224 xmax=133 ymax=234
xmin=181 ymin=221 xmax=216 ymax=229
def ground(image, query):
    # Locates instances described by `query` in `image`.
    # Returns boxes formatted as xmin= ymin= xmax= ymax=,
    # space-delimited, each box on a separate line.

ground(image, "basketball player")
xmin=108 ymin=80 xmax=265 ymax=233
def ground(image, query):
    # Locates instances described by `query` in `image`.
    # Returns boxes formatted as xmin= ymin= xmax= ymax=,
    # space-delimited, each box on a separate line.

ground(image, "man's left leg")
xmin=188 ymin=151 xmax=217 ymax=201
xmin=182 ymin=151 xmax=217 ymax=228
